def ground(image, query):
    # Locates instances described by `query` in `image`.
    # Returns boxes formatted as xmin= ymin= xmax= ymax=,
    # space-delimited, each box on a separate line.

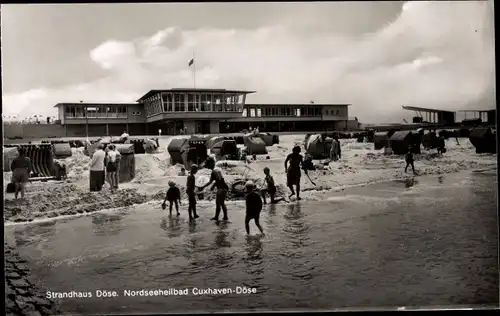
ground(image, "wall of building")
xmin=127 ymin=104 xmax=146 ymax=123
xmin=322 ymin=105 xmax=348 ymax=118
xmin=3 ymin=124 xmax=67 ymax=139
xmin=210 ymin=121 xmax=220 ymax=134
xmin=184 ymin=120 xmax=196 ymax=134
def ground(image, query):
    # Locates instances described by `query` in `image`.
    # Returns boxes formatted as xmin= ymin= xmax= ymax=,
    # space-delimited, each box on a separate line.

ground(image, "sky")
xmin=1 ymin=1 xmax=495 ymax=123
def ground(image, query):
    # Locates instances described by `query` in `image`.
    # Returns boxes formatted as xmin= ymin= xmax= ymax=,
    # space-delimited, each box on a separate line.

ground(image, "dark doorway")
xmin=195 ymin=120 xmax=211 ymax=134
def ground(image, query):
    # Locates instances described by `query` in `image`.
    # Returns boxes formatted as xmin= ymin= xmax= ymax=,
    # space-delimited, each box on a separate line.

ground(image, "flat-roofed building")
xmin=52 ymin=88 xmax=352 ymax=137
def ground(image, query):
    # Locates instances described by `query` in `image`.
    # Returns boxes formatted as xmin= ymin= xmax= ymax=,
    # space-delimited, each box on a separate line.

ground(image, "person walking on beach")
xmin=89 ymin=144 xmax=106 ymax=192
xmin=186 ymin=165 xmax=200 ymax=221
xmin=10 ymin=147 xmax=31 ymax=199
xmin=404 ymin=146 xmax=417 ymax=175
xmin=285 ymin=146 xmax=304 ymax=200
xmin=105 ymin=144 xmax=121 ymax=191
xmin=261 ymin=167 xmax=280 ymax=204
xmin=162 ymin=181 xmax=181 ymax=216
xmin=245 ymin=181 xmax=265 ymax=236
xmin=199 ymin=167 xmax=229 ymax=222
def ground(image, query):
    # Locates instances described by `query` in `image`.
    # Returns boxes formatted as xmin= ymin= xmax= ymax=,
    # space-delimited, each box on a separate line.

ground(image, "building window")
xmin=174 ymin=94 xmax=184 ymax=112
xmin=118 ymin=105 xmax=127 ymax=118
xmin=200 ymin=94 xmax=211 ymax=111
xmin=257 ymin=108 xmax=262 ymax=117
xmin=187 ymin=94 xmax=196 ymax=112
xmin=242 ymin=109 xmax=247 ymax=117
xmin=250 ymin=108 xmax=256 ymax=117
xmin=296 ymin=108 xmax=301 ymax=117
xmin=336 ymin=110 xmax=340 ymax=115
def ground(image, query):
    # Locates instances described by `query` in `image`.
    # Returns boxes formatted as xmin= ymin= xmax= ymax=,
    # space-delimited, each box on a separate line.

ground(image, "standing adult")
xmin=199 ymin=167 xmax=229 ymax=221
xmin=10 ymin=147 xmax=31 ymax=199
xmin=89 ymin=144 xmax=106 ymax=192
xmin=330 ymin=135 xmax=341 ymax=161
xmin=285 ymin=145 xmax=304 ymax=200
xmin=105 ymin=144 xmax=121 ymax=190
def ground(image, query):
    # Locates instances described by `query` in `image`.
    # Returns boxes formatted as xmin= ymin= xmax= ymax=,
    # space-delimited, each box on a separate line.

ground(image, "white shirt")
xmin=90 ymin=149 xmax=106 ymax=171
xmin=121 ymin=133 xmax=129 ymax=138
xmin=107 ymin=150 xmax=120 ymax=163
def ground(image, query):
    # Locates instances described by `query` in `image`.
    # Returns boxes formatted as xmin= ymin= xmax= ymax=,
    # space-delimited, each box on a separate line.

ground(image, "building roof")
xmin=245 ymin=103 xmax=350 ymax=107
xmin=136 ymin=88 xmax=256 ymax=102
xmin=53 ymin=102 xmax=138 ymax=108
xmin=456 ymin=109 xmax=496 ymax=112
xmin=402 ymin=106 xmax=455 ymax=113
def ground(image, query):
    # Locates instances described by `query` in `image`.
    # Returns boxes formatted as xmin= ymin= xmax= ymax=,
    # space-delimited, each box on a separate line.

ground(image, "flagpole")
xmin=193 ymin=52 xmax=196 ymax=89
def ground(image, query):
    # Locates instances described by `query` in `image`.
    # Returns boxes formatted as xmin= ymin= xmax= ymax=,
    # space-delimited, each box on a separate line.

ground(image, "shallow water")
xmin=4 ymin=171 xmax=498 ymax=313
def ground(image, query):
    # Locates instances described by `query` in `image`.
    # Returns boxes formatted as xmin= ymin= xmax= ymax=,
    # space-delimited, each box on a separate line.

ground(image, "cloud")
xmin=2 ymin=1 xmax=495 ymax=123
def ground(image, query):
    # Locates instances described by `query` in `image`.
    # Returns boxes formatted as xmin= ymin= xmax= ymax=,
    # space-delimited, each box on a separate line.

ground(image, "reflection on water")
xmin=5 ymin=172 xmax=498 ymax=313
xmin=404 ymin=177 xmax=418 ymax=188
xmin=92 ymin=212 xmax=125 ymax=236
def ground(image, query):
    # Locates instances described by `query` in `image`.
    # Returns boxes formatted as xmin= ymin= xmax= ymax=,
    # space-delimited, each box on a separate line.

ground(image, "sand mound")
xmin=132 ymin=153 xmax=172 ymax=181
xmin=4 ymin=185 xmax=150 ymax=223
xmin=65 ymin=147 xmax=90 ymax=180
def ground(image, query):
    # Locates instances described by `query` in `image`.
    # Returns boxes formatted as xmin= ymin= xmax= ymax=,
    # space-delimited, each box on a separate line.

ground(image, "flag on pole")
xmin=188 ymin=58 xmax=194 ymax=67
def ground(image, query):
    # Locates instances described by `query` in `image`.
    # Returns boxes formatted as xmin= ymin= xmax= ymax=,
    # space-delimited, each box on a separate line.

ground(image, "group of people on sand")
xmin=160 ymin=145 xmax=314 ymax=235
xmin=89 ymin=143 xmax=122 ymax=192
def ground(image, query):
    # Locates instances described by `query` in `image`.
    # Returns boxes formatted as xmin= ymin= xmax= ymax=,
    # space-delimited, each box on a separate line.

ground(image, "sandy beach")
xmin=3 ymin=134 xmax=497 ymax=224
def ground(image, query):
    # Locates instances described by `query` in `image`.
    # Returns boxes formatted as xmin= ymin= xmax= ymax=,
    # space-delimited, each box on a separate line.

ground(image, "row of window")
xmin=142 ymin=93 xmax=242 ymax=117
xmin=243 ymin=106 xmax=323 ymax=117
xmin=65 ymin=105 xmax=127 ymax=118
xmin=326 ymin=109 xmax=341 ymax=116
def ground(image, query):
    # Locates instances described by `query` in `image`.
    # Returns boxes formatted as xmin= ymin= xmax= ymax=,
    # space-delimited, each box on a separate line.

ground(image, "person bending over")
xmin=163 ymin=181 xmax=181 ymax=216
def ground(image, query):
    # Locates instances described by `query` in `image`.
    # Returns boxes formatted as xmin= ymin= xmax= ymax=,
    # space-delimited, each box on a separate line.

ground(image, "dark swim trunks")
xmin=287 ymin=168 xmax=301 ymax=186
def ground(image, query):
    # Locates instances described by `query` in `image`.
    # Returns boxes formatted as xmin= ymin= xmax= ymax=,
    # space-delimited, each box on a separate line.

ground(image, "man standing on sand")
xmin=89 ymin=144 xmax=106 ymax=192
xmin=330 ymin=135 xmax=341 ymax=161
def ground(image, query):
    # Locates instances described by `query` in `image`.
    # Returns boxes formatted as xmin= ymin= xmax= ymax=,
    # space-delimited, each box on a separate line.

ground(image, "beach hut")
xmin=373 ymin=132 xmax=391 ymax=150
xmin=143 ymin=139 xmax=158 ymax=154
xmin=52 ymin=143 xmax=72 ymax=159
xmin=389 ymin=131 xmax=416 ymax=155
xmin=421 ymin=130 xmax=438 ymax=149
xmin=255 ymin=132 xmax=279 ymax=146
xmin=243 ymin=134 xmax=268 ymax=155
xmin=114 ymin=144 xmax=136 ymax=183
xmin=167 ymin=138 xmax=189 ymax=165
xmin=212 ymin=139 xmax=238 ymax=160
xmin=469 ymin=127 xmax=496 ymax=154
xmin=304 ymin=134 xmax=333 ymax=159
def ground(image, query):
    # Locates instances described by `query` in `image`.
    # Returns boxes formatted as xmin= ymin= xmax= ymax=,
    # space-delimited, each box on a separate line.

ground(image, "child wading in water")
xmin=405 ymin=146 xmax=417 ymax=175
xmin=245 ymin=181 xmax=264 ymax=236
xmin=261 ymin=167 xmax=283 ymax=204
xmin=186 ymin=164 xmax=200 ymax=221
xmin=162 ymin=181 xmax=181 ymax=216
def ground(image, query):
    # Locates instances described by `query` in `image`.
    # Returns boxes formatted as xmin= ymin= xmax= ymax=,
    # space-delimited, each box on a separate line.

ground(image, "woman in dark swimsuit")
xmin=200 ymin=167 xmax=229 ymax=221
xmin=285 ymin=146 xmax=303 ymax=200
